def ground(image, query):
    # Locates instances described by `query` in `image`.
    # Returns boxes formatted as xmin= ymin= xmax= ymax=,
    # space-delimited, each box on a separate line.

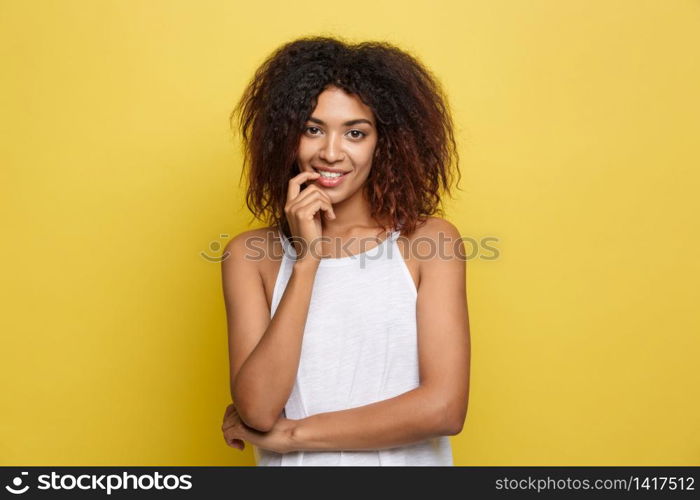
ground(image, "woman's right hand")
xmin=284 ymin=171 xmax=336 ymax=262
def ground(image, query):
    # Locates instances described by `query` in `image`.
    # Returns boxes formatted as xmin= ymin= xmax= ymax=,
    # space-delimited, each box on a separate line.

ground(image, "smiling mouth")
xmin=311 ymin=167 xmax=350 ymax=176
xmin=310 ymin=168 xmax=350 ymax=187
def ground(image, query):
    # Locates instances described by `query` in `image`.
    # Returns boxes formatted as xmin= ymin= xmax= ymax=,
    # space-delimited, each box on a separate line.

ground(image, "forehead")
xmin=311 ymin=86 xmax=374 ymax=120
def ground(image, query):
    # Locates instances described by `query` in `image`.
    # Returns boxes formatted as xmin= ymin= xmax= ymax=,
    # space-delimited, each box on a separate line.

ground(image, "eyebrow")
xmin=307 ymin=117 xmax=374 ymax=127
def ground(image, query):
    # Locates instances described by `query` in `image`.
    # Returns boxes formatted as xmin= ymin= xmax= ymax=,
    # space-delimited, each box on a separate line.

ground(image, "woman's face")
xmin=296 ymin=86 xmax=378 ymax=203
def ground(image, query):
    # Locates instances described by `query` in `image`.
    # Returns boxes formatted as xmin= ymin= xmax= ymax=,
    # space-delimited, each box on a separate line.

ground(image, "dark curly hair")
xmin=230 ymin=35 xmax=462 ymax=239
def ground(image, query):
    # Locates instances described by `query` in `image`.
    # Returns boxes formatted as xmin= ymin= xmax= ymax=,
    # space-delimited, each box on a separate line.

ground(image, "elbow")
xmin=245 ymin=417 xmax=276 ymax=434
xmin=232 ymin=389 xmax=278 ymax=433
xmin=235 ymin=401 xmax=277 ymax=433
xmin=439 ymin=399 xmax=468 ymax=436
xmin=444 ymin=415 xmax=465 ymax=436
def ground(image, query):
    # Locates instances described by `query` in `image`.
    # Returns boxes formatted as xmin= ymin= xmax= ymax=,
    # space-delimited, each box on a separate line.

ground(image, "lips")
xmin=311 ymin=166 xmax=350 ymax=174
xmin=314 ymin=169 xmax=349 ymax=187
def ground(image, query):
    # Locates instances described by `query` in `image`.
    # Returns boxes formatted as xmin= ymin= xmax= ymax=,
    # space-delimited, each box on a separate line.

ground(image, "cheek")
xmin=351 ymin=143 xmax=377 ymax=165
xmin=296 ymin=139 xmax=314 ymax=162
xmin=349 ymin=164 xmax=372 ymax=185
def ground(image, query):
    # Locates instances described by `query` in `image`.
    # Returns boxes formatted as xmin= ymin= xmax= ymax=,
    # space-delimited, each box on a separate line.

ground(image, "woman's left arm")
xmin=223 ymin=219 xmax=471 ymax=454
xmin=288 ymin=219 xmax=470 ymax=453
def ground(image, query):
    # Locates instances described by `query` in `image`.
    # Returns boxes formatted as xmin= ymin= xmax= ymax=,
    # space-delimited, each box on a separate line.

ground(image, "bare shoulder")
xmin=222 ymin=226 xmax=283 ymax=273
xmin=413 ymin=216 xmax=461 ymax=236
xmin=410 ymin=216 xmax=464 ymax=260
xmin=415 ymin=217 xmax=465 ymax=287
xmin=399 ymin=216 xmax=465 ymax=292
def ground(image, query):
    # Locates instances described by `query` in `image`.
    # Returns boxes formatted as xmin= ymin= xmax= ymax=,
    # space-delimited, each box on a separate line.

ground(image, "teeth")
xmin=318 ymin=171 xmax=343 ymax=178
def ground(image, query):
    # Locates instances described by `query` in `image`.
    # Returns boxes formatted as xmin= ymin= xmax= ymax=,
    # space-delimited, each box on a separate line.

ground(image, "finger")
xmin=222 ymin=412 xmax=241 ymax=431
xmin=295 ymin=197 xmax=335 ymax=221
xmin=222 ymin=413 xmax=242 ymax=432
xmin=290 ymin=190 xmax=336 ymax=219
xmin=222 ymin=420 xmax=237 ymax=432
xmin=223 ymin=404 xmax=237 ymax=422
xmin=294 ymin=183 xmax=333 ymax=202
xmin=289 ymin=196 xmax=336 ymax=222
xmin=286 ymin=184 xmax=333 ymax=213
xmin=223 ymin=427 xmax=242 ymax=444
xmin=296 ymin=199 xmax=330 ymax=224
xmin=225 ymin=427 xmax=249 ymax=451
xmin=227 ymin=439 xmax=244 ymax=450
xmin=225 ymin=435 xmax=244 ymax=450
xmin=287 ymin=171 xmax=321 ymax=203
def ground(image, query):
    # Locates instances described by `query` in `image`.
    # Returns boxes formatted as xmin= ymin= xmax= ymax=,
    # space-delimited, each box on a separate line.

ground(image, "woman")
xmin=220 ymin=36 xmax=470 ymax=466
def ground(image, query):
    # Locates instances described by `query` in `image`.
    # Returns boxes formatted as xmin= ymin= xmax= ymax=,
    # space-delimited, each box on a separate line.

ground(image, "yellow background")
xmin=1 ymin=0 xmax=698 ymax=465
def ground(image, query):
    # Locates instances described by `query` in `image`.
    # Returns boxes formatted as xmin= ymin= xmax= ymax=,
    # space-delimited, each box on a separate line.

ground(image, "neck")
xmin=321 ymin=188 xmax=385 ymax=236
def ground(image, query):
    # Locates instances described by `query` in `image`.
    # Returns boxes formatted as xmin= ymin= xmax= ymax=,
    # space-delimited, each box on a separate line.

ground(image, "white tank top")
xmin=254 ymin=228 xmax=454 ymax=466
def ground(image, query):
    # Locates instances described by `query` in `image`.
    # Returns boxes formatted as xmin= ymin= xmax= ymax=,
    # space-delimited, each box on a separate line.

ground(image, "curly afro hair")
xmin=230 ymin=35 xmax=462 ymax=238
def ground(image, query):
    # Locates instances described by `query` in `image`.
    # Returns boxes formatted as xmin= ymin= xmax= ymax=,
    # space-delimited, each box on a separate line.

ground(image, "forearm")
xmin=233 ymin=261 xmax=319 ymax=430
xmin=287 ymin=385 xmax=453 ymax=452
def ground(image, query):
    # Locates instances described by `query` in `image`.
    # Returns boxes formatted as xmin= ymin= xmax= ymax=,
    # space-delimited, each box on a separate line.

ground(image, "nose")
xmin=318 ymin=132 xmax=345 ymax=163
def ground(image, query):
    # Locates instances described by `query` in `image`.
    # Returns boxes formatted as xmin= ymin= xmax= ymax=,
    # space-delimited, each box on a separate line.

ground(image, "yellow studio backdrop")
xmin=1 ymin=0 xmax=698 ymax=466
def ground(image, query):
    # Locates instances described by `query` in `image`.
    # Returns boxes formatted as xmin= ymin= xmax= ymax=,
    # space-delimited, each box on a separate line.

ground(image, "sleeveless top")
xmin=254 ymin=228 xmax=454 ymax=466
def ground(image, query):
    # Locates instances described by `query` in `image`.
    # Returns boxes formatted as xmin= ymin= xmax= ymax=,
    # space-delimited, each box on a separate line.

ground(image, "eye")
xmin=304 ymin=127 xmax=367 ymax=139
xmin=347 ymin=130 xmax=366 ymax=139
